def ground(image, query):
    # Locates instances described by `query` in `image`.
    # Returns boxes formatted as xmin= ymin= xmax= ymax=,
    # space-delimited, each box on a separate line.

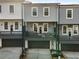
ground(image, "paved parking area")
xmin=62 ymin=51 xmax=79 ymax=59
xmin=26 ymin=49 xmax=52 ymax=59
xmin=0 ymin=47 xmax=22 ymax=59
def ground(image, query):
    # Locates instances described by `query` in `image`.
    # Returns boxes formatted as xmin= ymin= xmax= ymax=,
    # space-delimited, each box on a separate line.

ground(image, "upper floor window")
xmin=9 ymin=5 xmax=14 ymax=13
xmin=73 ymin=25 xmax=78 ymax=35
xmin=4 ymin=22 xmax=8 ymax=30
xmin=43 ymin=7 xmax=50 ymax=17
xmin=66 ymin=9 xmax=73 ymax=19
xmin=62 ymin=25 xmax=68 ymax=35
xmin=15 ymin=22 xmax=18 ymax=30
xmin=32 ymin=7 xmax=38 ymax=17
xmin=0 ymin=5 xmax=1 ymax=13
xmin=43 ymin=23 xmax=48 ymax=33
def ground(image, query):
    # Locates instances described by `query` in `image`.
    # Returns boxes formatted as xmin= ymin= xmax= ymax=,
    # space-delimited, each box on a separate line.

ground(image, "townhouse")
xmin=23 ymin=2 xmax=59 ymax=50
xmin=0 ymin=0 xmax=24 ymax=47
xmin=60 ymin=4 xmax=79 ymax=51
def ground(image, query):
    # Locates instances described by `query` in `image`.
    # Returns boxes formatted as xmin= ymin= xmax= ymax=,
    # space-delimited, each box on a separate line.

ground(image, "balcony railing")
xmin=60 ymin=35 xmax=79 ymax=41
xmin=0 ymin=31 xmax=22 ymax=39
xmin=60 ymin=35 xmax=79 ymax=44
xmin=24 ymin=31 xmax=56 ymax=40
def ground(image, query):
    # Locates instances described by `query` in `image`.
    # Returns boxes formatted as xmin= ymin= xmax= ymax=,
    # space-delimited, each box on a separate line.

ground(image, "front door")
xmin=10 ymin=25 xmax=13 ymax=32
xmin=38 ymin=26 xmax=43 ymax=34
xmin=68 ymin=28 xmax=73 ymax=36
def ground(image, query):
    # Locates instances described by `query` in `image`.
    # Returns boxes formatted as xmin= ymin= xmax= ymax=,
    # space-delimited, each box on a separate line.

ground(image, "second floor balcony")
xmin=60 ymin=35 xmax=79 ymax=44
xmin=0 ymin=31 xmax=22 ymax=39
xmin=24 ymin=31 xmax=55 ymax=41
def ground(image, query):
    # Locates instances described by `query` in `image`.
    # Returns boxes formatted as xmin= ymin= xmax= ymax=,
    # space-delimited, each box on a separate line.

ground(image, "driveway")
xmin=0 ymin=47 xmax=22 ymax=59
xmin=62 ymin=51 xmax=79 ymax=59
xmin=26 ymin=49 xmax=52 ymax=59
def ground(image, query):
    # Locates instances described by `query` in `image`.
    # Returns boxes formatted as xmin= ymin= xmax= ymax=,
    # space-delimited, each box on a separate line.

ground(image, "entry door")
xmin=68 ymin=28 xmax=73 ymax=36
xmin=10 ymin=25 xmax=13 ymax=31
xmin=38 ymin=26 xmax=43 ymax=34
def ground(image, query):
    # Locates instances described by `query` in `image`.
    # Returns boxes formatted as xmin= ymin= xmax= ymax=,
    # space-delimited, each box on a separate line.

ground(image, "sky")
xmin=28 ymin=0 xmax=79 ymax=4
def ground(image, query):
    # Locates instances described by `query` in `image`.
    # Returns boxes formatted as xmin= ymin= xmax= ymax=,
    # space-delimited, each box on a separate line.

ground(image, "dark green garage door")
xmin=62 ymin=44 xmax=79 ymax=51
xmin=28 ymin=41 xmax=49 ymax=49
xmin=2 ymin=39 xmax=22 ymax=47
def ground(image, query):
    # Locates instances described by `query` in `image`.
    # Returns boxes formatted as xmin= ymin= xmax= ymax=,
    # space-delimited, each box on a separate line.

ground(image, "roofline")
xmin=23 ymin=1 xmax=60 ymax=5
xmin=22 ymin=1 xmax=79 ymax=6
xmin=60 ymin=4 xmax=79 ymax=6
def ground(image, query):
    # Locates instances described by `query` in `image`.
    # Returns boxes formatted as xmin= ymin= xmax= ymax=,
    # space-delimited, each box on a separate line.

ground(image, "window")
xmin=9 ymin=5 xmax=14 ymax=13
xmin=73 ymin=25 xmax=78 ymax=35
xmin=4 ymin=22 xmax=8 ymax=29
xmin=43 ymin=7 xmax=50 ymax=16
xmin=43 ymin=23 xmax=48 ymax=33
xmin=15 ymin=22 xmax=18 ymax=30
xmin=0 ymin=5 xmax=1 ymax=13
xmin=32 ymin=7 xmax=38 ymax=16
xmin=66 ymin=9 xmax=73 ymax=19
xmin=62 ymin=25 xmax=67 ymax=35
xmin=33 ymin=23 xmax=38 ymax=32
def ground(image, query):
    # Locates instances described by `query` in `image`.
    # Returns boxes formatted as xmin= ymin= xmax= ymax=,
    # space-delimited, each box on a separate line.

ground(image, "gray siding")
xmin=60 ymin=6 xmax=79 ymax=24
xmin=24 ymin=4 xmax=58 ymax=22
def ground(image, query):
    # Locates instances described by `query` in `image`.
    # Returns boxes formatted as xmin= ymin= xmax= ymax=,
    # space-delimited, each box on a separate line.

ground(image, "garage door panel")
xmin=28 ymin=41 xmax=49 ymax=49
xmin=2 ymin=39 xmax=22 ymax=47
xmin=62 ymin=44 xmax=79 ymax=51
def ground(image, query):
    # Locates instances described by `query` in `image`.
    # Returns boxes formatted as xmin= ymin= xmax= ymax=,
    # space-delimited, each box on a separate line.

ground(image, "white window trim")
xmin=73 ymin=25 xmax=78 ymax=35
xmin=43 ymin=23 xmax=48 ymax=33
xmin=66 ymin=9 xmax=73 ymax=19
xmin=31 ymin=7 xmax=38 ymax=17
xmin=33 ymin=23 xmax=38 ymax=33
xmin=62 ymin=25 xmax=68 ymax=35
xmin=43 ymin=7 xmax=50 ymax=17
xmin=9 ymin=4 xmax=15 ymax=14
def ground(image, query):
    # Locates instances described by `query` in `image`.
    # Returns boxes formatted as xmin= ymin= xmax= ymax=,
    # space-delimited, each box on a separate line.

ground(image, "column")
xmin=25 ymin=40 xmax=28 ymax=48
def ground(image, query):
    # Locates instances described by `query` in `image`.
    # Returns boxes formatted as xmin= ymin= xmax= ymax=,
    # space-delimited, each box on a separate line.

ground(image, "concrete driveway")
xmin=0 ymin=47 xmax=22 ymax=59
xmin=26 ymin=49 xmax=52 ymax=59
xmin=62 ymin=51 xmax=79 ymax=59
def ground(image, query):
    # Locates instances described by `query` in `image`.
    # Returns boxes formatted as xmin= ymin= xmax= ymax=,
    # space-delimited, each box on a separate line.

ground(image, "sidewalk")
xmin=62 ymin=51 xmax=79 ymax=59
xmin=0 ymin=47 xmax=22 ymax=59
xmin=26 ymin=49 xmax=52 ymax=59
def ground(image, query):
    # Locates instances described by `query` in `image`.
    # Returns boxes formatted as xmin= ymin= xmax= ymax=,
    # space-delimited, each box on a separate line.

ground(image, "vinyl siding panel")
xmin=24 ymin=4 xmax=58 ymax=22
xmin=60 ymin=7 xmax=79 ymax=24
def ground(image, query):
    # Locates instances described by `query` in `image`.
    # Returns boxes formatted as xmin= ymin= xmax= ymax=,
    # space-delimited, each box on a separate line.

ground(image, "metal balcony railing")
xmin=0 ymin=31 xmax=22 ymax=39
xmin=25 ymin=31 xmax=55 ymax=38
xmin=60 ymin=35 xmax=79 ymax=41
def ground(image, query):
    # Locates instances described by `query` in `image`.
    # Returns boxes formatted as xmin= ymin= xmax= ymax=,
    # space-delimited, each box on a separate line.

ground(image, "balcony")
xmin=24 ymin=31 xmax=55 ymax=41
xmin=0 ymin=31 xmax=22 ymax=39
xmin=60 ymin=35 xmax=79 ymax=44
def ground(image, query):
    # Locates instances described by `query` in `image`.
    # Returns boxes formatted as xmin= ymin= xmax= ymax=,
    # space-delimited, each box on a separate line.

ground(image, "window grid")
xmin=4 ymin=22 xmax=8 ymax=30
xmin=32 ymin=7 xmax=38 ymax=17
xmin=15 ymin=22 xmax=18 ymax=30
xmin=10 ymin=5 xmax=14 ymax=13
xmin=66 ymin=9 xmax=73 ymax=19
